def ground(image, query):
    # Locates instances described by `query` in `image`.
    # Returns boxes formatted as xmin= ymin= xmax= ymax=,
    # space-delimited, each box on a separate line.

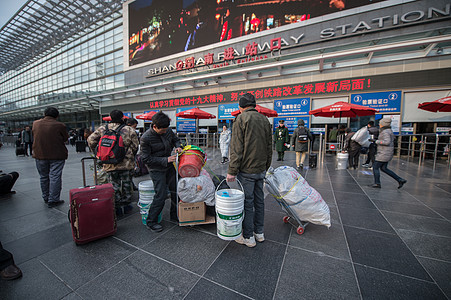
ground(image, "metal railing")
xmin=173 ymin=132 xmax=451 ymax=170
xmin=398 ymin=133 xmax=451 ymax=169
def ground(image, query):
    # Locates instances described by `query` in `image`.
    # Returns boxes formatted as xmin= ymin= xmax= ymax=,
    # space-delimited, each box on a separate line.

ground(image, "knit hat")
xmin=379 ymin=118 xmax=391 ymax=127
xmin=239 ymin=93 xmax=256 ymax=108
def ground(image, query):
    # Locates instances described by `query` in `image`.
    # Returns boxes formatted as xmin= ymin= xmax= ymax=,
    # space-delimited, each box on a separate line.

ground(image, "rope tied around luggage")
xmin=269 ymin=174 xmax=302 ymax=201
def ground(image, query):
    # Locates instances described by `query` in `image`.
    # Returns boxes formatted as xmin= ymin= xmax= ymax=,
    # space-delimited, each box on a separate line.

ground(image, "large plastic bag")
xmin=177 ymin=174 xmax=215 ymax=206
xmin=265 ymin=166 xmax=331 ymax=228
xmin=351 ymin=126 xmax=371 ymax=147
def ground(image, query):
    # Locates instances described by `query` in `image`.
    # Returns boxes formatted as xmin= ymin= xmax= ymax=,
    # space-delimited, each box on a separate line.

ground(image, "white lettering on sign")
xmin=320 ymin=4 xmax=450 ymax=38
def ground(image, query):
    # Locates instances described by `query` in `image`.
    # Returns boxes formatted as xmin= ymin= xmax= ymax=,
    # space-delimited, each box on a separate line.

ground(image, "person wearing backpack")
xmin=274 ymin=120 xmax=290 ymax=161
xmin=290 ymin=119 xmax=313 ymax=170
xmin=88 ymin=110 xmax=139 ymax=216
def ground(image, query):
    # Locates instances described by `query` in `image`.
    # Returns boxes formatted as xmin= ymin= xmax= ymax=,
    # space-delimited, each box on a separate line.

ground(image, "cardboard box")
xmin=178 ymin=202 xmax=206 ymax=224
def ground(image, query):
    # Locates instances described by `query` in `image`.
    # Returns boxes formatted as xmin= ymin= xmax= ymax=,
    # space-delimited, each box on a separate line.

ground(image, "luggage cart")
xmin=175 ymin=154 xmax=215 ymax=227
xmin=264 ymin=178 xmax=309 ymax=235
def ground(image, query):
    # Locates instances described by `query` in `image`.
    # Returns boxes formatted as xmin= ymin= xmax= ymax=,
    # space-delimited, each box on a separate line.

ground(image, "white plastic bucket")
xmin=139 ymin=180 xmax=155 ymax=202
xmin=215 ymin=180 xmax=245 ymax=240
xmin=137 ymin=180 xmax=161 ymax=225
xmin=336 ymin=152 xmax=349 ymax=170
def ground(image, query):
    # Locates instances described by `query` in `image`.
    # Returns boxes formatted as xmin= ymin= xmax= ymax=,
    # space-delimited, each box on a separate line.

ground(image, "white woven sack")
xmin=177 ymin=174 xmax=215 ymax=206
xmin=265 ymin=166 xmax=331 ymax=228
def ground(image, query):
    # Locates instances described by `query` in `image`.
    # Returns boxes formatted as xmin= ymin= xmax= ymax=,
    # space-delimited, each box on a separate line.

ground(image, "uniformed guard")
xmin=274 ymin=120 xmax=290 ymax=161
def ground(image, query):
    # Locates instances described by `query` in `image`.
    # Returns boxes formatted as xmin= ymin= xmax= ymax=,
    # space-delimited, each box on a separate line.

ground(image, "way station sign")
xmin=274 ymin=98 xmax=310 ymax=116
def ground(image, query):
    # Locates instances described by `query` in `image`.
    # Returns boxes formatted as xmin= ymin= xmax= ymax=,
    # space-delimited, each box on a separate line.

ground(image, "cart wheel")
xmin=283 ymin=216 xmax=290 ymax=223
xmin=296 ymin=226 xmax=304 ymax=235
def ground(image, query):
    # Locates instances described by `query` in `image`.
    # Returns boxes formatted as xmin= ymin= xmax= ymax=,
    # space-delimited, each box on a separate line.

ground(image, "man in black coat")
xmin=343 ymin=128 xmax=361 ymax=169
xmin=140 ymin=112 xmax=182 ymax=232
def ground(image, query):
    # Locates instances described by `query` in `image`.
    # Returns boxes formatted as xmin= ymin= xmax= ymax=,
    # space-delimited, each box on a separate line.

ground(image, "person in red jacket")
xmin=32 ymin=107 xmax=69 ymax=208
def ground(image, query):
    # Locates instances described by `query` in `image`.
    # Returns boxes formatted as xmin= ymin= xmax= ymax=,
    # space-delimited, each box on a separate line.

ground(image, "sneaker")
xmin=371 ymin=184 xmax=381 ymax=188
xmin=254 ymin=233 xmax=265 ymax=242
xmin=235 ymin=235 xmax=256 ymax=247
xmin=362 ymin=163 xmax=369 ymax=168
xmin=146 ymin=223 xmax=163 ymax=232
xmin=300 ymin=164 xmax=304 ymax=169
xmin=48 ymin=200 xmax=64 ymax=208
xmin=398 ymin=179 xmax=407 ymax=189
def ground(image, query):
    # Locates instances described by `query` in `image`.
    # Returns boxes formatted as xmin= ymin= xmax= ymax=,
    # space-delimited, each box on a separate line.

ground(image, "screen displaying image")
xmin=127 ymin=0 xmax=386 ymax=67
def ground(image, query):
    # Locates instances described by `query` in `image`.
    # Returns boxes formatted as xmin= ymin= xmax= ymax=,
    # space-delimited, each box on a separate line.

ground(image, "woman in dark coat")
xmin=274 ymin=120 xmax=290 ymax=161
xmin=290 ymin=119 xmax=313 ymax=169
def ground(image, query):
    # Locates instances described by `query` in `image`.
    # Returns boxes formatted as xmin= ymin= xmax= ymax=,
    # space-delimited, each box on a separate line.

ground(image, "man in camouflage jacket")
xmin=88 ymin=110 xmax=139 ymax=215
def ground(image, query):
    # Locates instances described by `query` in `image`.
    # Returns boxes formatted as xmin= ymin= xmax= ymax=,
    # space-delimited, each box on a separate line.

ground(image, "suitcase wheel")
xmin=283 ymin=216 xmax=290 ymax=223
xmin=296 ymin=226 xmax=305 ymax=235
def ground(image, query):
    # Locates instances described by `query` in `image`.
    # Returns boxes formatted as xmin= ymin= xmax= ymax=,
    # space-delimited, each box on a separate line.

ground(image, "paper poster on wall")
xmin=176 ymin=107 xmax=196 ymax=132
xmin=274 ymin=98 xmax=310 ymax=117
xmin=351 ymin=91 xmax=401 ymax=113
xmin=377 ymin=114 xmax=400 ymax=135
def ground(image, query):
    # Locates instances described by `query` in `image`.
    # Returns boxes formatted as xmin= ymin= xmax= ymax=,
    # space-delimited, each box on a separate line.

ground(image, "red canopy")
xmin=309 ymin=101 xmax=378 ymax=118
xmin=176 ymin=107 xmax=216 ymax=119
xmin=102 ymin=116 xmax=130 ymax=121
xmin=136 ymin=111 xmax=158 ymax=120
xmin=418 ymin=96 xmax=451 ymax=112
xmin=231 ymin=105 xmax=278 ymax=117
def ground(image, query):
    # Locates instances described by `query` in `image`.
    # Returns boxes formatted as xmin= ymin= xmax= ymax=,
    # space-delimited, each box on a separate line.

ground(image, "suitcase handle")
xmin=81 ymin=157 xmax=98 ymax=187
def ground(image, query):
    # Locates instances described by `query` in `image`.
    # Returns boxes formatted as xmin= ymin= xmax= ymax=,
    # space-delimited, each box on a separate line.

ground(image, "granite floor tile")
xmin=338 ymin=204 xmax=395 ymax=233
xmin=431 ymin=207 xmax=451 ymax=221
xmin=76 ymin=250 xmax=200 ymax=299
xmin=362 ymin=189 xmax=420 ymax=204
xmin=185 ymin=278 xmax=250 ymax=300
xmin=334 ymin=191 xmax=376 ymax=209
xmin=61 ymin=293 xmax=84 ymax=300
xmin=204 ymin=240 xmax=285 ymax=300
xmin=261 ymin=210 xmax=292 ymax=244
xmin=373 ymin=199 xmax=443 ymax=219
xmin=4 ymin=222 xmax=73 ymax=265
xmin=382 ymin=211 xmax=451 ymax=238
xmin=143 ymin=226 xmax=229 ymax=275
xmin=0 ymin=258 xmax=72 ymax=300
xmin=0 ymin=208 xmax=67 ymax=243
xmin=115 ymin=212 xmax=176 ymax=248
xmin=354 ymin=264 xmax=446 ymax=300
xmin=397 ymin=229 xmax=451 ymax=262
xmin=418 ymin=257 xmax=451 ymax=299
xmin=38 ymin=237 xmax=137 ymax=289
xmin=0 ymin=195 xmax=47 ymax=221
xmin=289 ymin=223 xmax=350 ymax=261
xmin=274 ymin=246 xmax=360 ymax=300
xmin=344 ymin=226 xmax=432 ymax=281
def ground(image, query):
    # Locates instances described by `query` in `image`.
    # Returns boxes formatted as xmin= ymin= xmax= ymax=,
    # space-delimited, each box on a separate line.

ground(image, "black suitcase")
xmin=16 ymin=146 xmax=26 ymax=156
xmin=309 ymin=153 xmax=317 ymax=169
xmin=76 ymin=140 xmax=87 ymax=152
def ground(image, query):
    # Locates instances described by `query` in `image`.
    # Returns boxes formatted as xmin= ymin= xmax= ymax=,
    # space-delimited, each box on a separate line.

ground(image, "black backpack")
xmin=297 ymin=127 xmax=309 ymax=143
xmin=96 ymin=124 xmax=126 ymax=164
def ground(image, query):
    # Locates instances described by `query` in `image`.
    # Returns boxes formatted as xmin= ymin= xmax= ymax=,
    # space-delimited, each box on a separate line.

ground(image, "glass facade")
xmin=0 ymin=11 xmax=124 ymax=116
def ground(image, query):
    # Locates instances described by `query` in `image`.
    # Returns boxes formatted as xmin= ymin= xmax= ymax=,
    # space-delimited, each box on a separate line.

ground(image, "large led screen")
xmin=127 ymin=0 xmax=386 ymax=67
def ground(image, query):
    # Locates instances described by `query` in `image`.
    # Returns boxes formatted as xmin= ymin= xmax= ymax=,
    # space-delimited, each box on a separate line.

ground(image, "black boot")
xmin=221 ymin=157 xmax=226 ymax=164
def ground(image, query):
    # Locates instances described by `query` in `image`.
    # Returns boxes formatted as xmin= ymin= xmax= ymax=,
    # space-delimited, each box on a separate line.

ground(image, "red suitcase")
xmin=69 ymin=157 xmax=116 ymax=244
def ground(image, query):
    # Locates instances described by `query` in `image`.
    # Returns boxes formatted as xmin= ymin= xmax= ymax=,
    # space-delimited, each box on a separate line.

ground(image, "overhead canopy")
xmin=0 ymin=0 xmax=124 ymax=74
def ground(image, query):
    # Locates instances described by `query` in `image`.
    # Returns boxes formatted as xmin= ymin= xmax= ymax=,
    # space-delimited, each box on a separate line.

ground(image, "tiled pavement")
xmin=0 ymin=144 xmax=450 ymax=299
